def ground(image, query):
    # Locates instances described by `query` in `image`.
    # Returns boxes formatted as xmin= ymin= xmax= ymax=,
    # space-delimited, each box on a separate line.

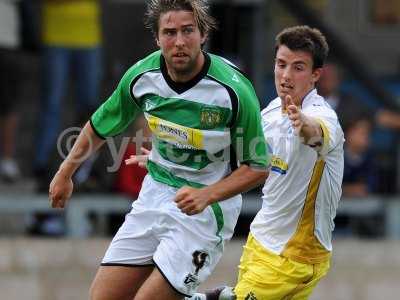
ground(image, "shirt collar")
xmin=301 ymin=88 xmax=317 ymax=108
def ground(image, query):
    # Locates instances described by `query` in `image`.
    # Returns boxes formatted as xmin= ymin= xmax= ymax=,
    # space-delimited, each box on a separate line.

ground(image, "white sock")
xmin=218 ymin=287 xmax=235 ymax=300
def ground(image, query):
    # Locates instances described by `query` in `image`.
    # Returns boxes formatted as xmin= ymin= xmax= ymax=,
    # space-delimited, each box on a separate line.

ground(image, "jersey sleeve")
xmin=90 ymin=67 xmax=142 ymax=138
xmin=231 ymin=85 xmax=270 ymax=169
xmin=306 ymin=105 xmax=344 ymax=156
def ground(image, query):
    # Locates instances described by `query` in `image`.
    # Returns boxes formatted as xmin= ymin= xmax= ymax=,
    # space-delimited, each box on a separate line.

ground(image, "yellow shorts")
xmin=234 ymin=234 xmax=330 ymax=300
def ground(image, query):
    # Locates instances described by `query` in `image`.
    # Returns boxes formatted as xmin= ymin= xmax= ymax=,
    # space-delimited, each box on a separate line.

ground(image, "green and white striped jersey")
xmin=91 ymin=50 xmax=269 ymax=188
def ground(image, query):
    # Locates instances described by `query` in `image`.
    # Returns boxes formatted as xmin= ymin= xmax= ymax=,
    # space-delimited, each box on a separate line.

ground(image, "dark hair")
xmin=275 ymin=25 xmax=329 ymax=69
xmin=343 ymin=114 xmax=372 ymax=134
xmin=144 ymin=0 xmax=217 ymax=38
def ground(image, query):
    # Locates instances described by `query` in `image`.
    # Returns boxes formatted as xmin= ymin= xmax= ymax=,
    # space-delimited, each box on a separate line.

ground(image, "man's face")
xmin=317 ymin=63 xmax=340 ymax=97
xmin=274 ymin=45 xmax=321 ymax=105
xmin=346 ymin=120 xmax=370 ymax=153
xmin=157 ymin=10 xmax=206 ymax=80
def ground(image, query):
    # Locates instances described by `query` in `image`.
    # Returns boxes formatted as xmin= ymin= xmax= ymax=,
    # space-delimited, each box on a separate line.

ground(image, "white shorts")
xmin=101 ymin=175 xmax=242 ymax=296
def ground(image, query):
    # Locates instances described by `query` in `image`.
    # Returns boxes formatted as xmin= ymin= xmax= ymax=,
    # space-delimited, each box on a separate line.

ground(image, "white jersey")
xmin=250 ymin=89 xmax=344 ymax=264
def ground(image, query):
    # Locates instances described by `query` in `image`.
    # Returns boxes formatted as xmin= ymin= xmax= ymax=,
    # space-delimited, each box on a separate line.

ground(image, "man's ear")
xmin=156 ymin=38 xmax=160 ymax=47
xmin=200 ymin=33 xmax=207 ymax=45
xmin=312 ymin=68 xmax=322 ymax=84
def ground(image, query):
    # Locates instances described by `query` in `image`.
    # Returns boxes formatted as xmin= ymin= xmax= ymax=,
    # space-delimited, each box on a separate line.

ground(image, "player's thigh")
xmin=150 ymin=194 xmax=241 ymax=297
xmin=152 ymin=208 xmax=230 ymax=297
xmin=291 ymin=260 xmax=330 ymax=300
xmin=134 ymin=268 xmax=184 ymax=300
xmin=234 ymin=265 xmax=299 ymax=300
xmin=234 ymin=234 xmax=294 ymax=299
xmin=234 ymin=235 xmax=313 ymax=300
xmin=89 ymin=265 xmax=154 ymax=300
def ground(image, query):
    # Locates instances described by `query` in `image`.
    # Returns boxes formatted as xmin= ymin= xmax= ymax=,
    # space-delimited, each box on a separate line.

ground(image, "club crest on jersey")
xmin=183 ymin=250 xmax=210 ymax=289
xmin=200 ymin=108 xmax=222 ymax=129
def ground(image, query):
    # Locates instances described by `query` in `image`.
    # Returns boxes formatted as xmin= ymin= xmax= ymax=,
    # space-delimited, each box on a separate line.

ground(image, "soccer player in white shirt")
xmin=187 ymin=25 xmax=345 ymax=300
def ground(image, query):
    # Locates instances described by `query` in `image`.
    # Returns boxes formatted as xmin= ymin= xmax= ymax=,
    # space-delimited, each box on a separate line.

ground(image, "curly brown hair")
xmin=144 ymin=0 xmax=217 ymax=38
xmin=275 ymin=25 xmax=329 ymax=69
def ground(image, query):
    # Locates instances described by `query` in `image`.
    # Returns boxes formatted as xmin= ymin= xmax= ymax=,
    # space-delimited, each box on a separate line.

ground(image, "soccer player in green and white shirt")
xmin=48 ymin=1 xmax=269 ymax=299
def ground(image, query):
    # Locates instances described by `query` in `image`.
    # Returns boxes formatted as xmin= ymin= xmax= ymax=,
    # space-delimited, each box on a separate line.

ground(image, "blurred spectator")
xmin=318 ymin=62 xmax=400 ymax=131
xmin=0 ymin=0 xmax=23 ymax=182
xmin=34 ymin=0 xmax=103 ymax=191
xmin=339 ymin=117 xmax=385 ymax=238
xmin=318 ymin=62 xmax=400 ymax=194
xmin=28 ymin=0 xmax=103 ymax=236
xmin=342 ymin=117 xmax=377 ymax=197
xmin=372 ymin=0 xmax=400 ymax=25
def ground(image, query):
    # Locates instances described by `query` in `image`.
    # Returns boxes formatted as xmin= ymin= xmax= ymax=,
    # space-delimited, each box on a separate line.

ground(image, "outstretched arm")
xmin=286 ymin=95 xmax=323 ymax=147
xmin=49 ymin=122 xmax=105 ymax=208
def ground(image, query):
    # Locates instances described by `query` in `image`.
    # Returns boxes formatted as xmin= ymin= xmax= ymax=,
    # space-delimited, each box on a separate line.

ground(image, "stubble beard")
xmin=173 ymin=55 xmax=198 ymax=77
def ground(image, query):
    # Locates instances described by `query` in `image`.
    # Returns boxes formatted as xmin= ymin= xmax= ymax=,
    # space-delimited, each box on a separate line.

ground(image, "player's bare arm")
xmin=126 ymin=154 xmax=268 ymax=216
xmin=175 ymin=165 xmax=268 ymax=215
xmin=49 ymin=122 xmax=105 ymax=208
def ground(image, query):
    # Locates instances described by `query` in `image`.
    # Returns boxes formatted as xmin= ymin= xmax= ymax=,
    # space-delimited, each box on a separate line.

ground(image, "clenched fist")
xmin=175 ymin=186 xmax=212 ymax=216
